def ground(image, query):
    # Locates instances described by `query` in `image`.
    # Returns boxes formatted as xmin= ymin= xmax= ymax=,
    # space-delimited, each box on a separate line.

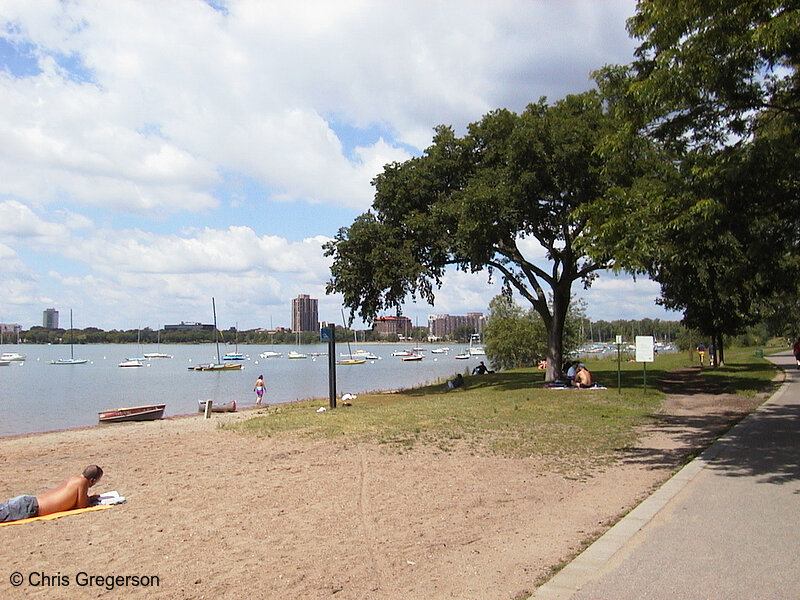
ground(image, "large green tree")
xmin=325 ymin=92 xmax=615 ymax=381
xmin=585 ymin=0 xmax=800 ymax=363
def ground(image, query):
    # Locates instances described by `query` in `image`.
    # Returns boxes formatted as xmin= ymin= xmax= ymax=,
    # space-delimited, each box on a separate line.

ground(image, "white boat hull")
xmin=118 ymin=359 xmax=144 ymax=367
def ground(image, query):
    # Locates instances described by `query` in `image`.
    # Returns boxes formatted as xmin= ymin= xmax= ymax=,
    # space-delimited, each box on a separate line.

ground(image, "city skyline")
xmin=3 ymin=305 xmax=680 ymax=335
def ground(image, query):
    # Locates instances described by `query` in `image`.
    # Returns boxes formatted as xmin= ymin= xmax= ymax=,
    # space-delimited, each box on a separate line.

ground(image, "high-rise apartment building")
xmin=292 ymin=294 xmax=319 ymax=333
xmin=43 ymin=308 xmax=59 ymax=329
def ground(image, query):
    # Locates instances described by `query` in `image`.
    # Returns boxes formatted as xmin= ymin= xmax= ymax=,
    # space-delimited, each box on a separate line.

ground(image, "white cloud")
xmin=0 ymin=0 xmax=638 ymax=214
xmin=0 ymin=243 xmax=17 ymax=260
xmin=29 ymin=222 xmax=334 ymax=328
xmin=57 ymin=226 xmax=330 ymax=277
xmin=578 ymin=273 xmax=676 ymax=321
xmin=0 ymin=199 xmax=69 ymax=239
xmin=0 ymin=238 xmax=42 ymax=310
xmin=0 ymin=0 xmax=660 ymax=329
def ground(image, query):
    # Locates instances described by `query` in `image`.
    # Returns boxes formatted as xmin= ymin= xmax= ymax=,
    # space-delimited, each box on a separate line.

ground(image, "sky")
xmin=0 ymin=0 xmax=677 ymax=332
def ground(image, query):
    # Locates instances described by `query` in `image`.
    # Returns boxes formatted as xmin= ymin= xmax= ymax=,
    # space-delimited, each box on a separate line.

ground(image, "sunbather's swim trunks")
xmin=0 ymin=495 xmax=39 ymax=522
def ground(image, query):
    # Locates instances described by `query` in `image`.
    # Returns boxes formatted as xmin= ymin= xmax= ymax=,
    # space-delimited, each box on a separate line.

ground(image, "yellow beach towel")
xmin=0 ymin=504 xmax=111 ymax=527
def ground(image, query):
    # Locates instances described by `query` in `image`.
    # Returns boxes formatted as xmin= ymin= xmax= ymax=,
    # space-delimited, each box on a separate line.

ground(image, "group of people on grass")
xmin=565 ymin=361 xmax=593 ymax=388
xmin=448 ymin=359 xmax=594 ymax=390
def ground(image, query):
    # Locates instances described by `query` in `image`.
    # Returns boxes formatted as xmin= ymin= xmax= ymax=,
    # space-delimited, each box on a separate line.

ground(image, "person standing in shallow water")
xmin=254 ymin=375 xmax=266 ymax=405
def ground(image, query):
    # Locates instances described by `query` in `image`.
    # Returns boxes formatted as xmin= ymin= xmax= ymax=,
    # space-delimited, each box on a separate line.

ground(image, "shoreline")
xmin=0 ymin=367 xmax=768 ymax=599
xmin=0 ymin=403 xmax=675 ymax=600
xmin=0 ymin=397 xmax=290 ymax=442
xmin=0 ymin=385 xmax=410 ymax=442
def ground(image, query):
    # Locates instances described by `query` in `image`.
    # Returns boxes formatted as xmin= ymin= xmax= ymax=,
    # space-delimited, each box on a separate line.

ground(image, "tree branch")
xmin=497 ymin=237 xmax=554 ymax=287
xmin=486 ymin=259 xmax=551 ymax=318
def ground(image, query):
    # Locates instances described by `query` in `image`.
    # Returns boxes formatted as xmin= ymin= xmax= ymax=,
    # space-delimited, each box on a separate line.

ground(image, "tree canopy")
xmin=623 ymin=0 xmax=800 ymax=148
xmin=327 ymin=1 xmax=800 ymax=373
xmin=585 ymin=0 xmax=800 ymax=362
xmin=325 ymin=92 xmax=616 ymax=381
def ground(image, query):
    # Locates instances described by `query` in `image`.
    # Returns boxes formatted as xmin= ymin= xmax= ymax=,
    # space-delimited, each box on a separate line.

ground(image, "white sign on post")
xmin=635 ymin=336 xmax=654 ymax=362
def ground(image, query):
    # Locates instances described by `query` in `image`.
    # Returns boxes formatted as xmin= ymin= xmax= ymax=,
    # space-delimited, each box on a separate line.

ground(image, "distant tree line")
xmin=10 ymin=318 xmax=717 ymax=347
xmin=482 ymin=291 xmax=780 ymax=371
xmin=15 ymin=325 xmax=433 ymax=345
xmin=19 ymin=326 xmax=326 ymax=345
xmin=577 ymin=318 xmax=681 ymax=343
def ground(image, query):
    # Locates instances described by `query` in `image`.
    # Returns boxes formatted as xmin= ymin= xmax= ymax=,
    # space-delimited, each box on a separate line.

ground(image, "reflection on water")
xmin=0 ymin=343 xmax=482 ymax=437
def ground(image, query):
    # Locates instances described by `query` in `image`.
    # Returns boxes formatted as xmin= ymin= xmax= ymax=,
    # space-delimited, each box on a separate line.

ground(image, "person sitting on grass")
xmin=572 ymin=364 xmax=593 ymax=389
xmin=565 ymin=360 xmax=580 ymax=385
xmin=0 ymin=465 xmax=103 ymax=523
xmin=447 ymin=373 xmax=464 ymax=390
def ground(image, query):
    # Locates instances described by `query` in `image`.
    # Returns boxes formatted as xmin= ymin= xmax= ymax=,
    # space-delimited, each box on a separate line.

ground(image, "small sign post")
xmin=635 ymin=335 xmax=655 ymax=393
xmin=321 ymin=325 xmax=336 ymax=409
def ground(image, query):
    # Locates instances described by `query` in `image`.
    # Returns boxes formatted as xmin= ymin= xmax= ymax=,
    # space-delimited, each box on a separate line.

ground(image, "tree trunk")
xmin=545 ymin=329 xmax=562 ymax=382
xmin=543 ymin=288 xmax=569 ymax=382
xmin=708 ymin=332 xmax=719 ymax=367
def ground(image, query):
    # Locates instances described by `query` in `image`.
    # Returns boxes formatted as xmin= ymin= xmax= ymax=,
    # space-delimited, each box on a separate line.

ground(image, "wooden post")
xmin=204 ymin=399 xmax=212 ymax=419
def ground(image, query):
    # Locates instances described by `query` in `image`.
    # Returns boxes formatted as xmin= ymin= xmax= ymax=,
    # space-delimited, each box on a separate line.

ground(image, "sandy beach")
xmin=0 ymin=368 xmax=770 ymax=599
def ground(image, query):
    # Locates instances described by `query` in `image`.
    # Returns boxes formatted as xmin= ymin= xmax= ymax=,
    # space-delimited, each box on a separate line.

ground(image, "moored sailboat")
xmin=50 ymin=309 xmax=88 ymax=365
xmin=189 ymin=298 xmax=243 ymax=371
xmin=337 ymin=316 xmax=367 ymax=365
xmin=222 ymin=323 xmax=247 ymax=360
xmin=143 ymin=328 xmax=173 ymax=359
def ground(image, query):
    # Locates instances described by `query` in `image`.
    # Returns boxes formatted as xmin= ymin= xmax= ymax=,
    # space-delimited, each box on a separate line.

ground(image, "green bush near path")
xmin=226 ymin=347 xmax=778 ymax=471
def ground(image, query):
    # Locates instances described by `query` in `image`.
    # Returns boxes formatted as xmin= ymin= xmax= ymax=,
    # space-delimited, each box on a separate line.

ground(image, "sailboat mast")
xmin=70 ymin=309 xmax=74 ymax=360
xmin=342 ymin=309 xmax=353 ymax=356
xmin=212 ymin=297 xmax=221 ymax=364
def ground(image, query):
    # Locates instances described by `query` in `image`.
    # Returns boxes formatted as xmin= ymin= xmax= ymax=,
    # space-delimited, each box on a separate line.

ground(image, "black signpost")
xmin=321 ymin=324 xmax=336 ymax=409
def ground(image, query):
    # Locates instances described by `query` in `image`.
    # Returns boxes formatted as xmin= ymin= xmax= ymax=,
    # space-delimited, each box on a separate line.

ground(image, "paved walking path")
xmin=533 ymin=351 xmax=800 ymax=600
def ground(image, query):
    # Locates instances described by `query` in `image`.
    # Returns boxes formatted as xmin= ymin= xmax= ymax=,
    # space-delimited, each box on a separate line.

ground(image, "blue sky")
xmin=0 ymin=0 xmax=675 ymax=331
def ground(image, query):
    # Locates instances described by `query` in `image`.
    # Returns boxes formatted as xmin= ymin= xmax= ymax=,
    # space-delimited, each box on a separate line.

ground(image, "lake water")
xmin=0 ymin=343 xmax=484 ymax=438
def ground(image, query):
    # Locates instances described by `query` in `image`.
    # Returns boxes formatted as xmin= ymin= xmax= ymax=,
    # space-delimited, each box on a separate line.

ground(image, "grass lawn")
xmin=226 ymin=346 xmax=779 ymax=471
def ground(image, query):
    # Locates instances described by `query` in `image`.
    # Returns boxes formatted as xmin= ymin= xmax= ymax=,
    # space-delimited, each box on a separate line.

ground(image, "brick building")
xmin=372 ymin=315 xmax=412 ymax=339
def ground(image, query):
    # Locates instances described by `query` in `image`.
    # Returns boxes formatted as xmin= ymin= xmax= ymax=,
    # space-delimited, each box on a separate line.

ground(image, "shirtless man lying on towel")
xmin=0 ymin=465 xmax=103 ymax=522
